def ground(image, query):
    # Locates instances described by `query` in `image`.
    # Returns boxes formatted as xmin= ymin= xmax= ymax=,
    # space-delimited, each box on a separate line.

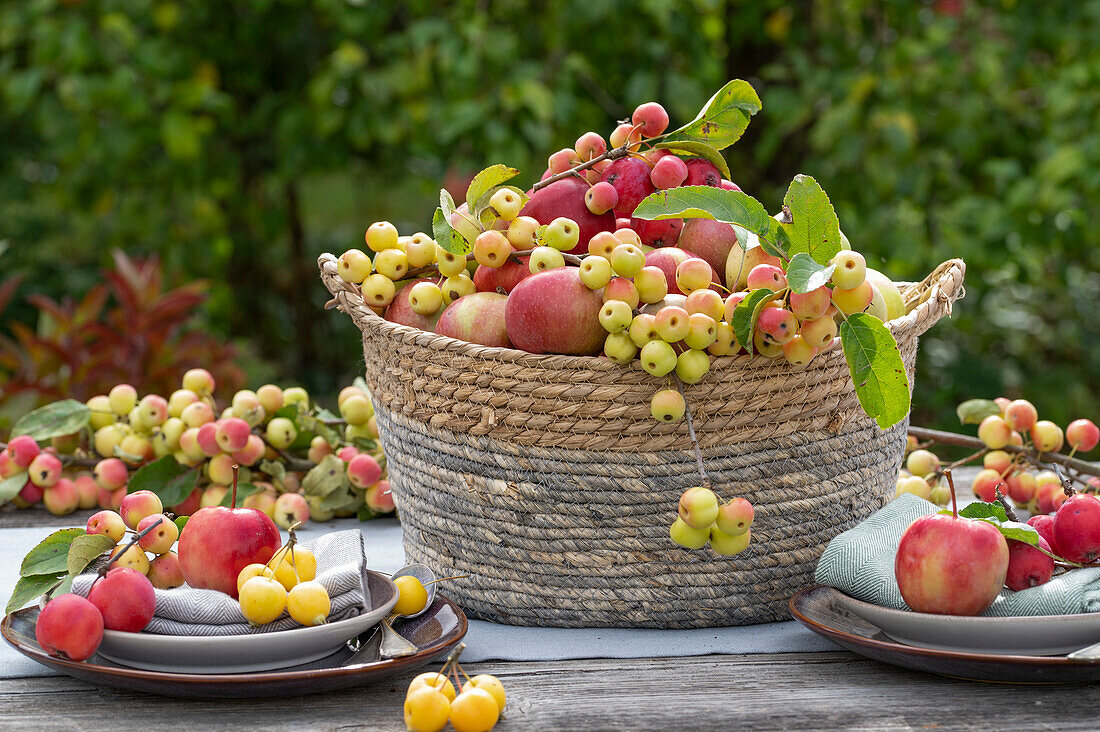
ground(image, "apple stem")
xmin=1054 ymin=464 xmax=1077 ymax=497
xmin=993 ymin=486 xmax=1020 ymax=522
xmin=674 ymin=375 xmax=710 ymax=490
xmin=944 ymin=468 xmax=958 ymax=518
xmin=231 ymin=464 xmax=239 ymax=509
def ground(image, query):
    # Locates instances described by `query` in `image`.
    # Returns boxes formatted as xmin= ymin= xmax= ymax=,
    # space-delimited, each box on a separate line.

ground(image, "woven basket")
xmin=319 ymin=254 xmax=965 ymax=628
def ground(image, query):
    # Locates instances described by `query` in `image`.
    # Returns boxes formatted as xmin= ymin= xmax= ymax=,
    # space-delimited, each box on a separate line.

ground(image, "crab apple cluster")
xmin=236 ymin=531 xmax=330 ymax=627
xmin=84 ymin=492 xmax=186 ymax=589
xmin=668 ymin=486 xmax=755 ymax=556
xmin=2 ymin=371 xmax=395 ymax=526
xmin=404 ymin=658 xmax=505 ymax=732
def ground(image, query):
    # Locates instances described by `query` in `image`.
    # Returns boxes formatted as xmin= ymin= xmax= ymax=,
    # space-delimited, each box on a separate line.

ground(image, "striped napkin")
xmin=74 ymin=530 xmax=370 ymax=635
xmin=814 ymin=493 xmax=1100 ymax=616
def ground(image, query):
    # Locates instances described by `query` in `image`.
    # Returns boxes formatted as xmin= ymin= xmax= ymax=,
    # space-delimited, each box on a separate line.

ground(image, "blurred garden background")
xmin=1 ymin=0 xmax=1098 ymax=431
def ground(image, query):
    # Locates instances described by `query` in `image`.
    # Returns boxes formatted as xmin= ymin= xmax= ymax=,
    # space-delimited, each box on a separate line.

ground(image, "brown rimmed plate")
xmin=1 ymin=585 xmax=467 ymax=699
xmin=790 ymin=585 xmax=1100 ymax=684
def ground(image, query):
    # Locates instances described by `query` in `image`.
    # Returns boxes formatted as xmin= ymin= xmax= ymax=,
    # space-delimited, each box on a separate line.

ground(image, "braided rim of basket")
xmin=320 ymin=253 xmax=965 ymax=367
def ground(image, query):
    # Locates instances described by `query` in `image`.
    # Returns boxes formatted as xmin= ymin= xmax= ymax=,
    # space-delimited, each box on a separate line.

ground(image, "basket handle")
xmin=318 ymin=252 xmax=384 ymax=324
xmin=891 ymin=258 xmax=966 ymax=339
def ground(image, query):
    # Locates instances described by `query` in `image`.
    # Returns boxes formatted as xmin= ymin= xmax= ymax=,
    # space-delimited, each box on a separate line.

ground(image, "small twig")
xmin=674 ymin=375 xmax=709 ymax=490
xmin=530 ymin=141 xmax=642 ymax=193
xmin=993 ymin=487 xmax=1020 ymax=522
xmin=944 ymin=447 xmax=989 ymax=471
xmin=908 ymin=426 xmax=1100 ymax=479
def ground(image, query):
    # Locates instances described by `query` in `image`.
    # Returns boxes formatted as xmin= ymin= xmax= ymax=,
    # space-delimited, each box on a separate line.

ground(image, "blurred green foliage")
xmin=1 ymin=0 xmax=1098 ymax=429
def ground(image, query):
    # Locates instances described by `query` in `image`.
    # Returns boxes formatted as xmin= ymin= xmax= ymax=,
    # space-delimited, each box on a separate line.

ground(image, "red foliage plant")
xmin=0 ymin=250 xmax=244 ymax=421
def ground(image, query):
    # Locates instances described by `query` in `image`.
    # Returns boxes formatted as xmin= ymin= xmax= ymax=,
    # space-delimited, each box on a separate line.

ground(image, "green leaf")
xmin=174 ymin=516 xmax=189 ymax=534
xmin=318 ymin=485 xmax=356 ymax=510
xmin=957 ymin=399 xmax=1001 ymax=426
xmin=781 ymin=174 xmax=842 ymax=264
xmin=839 ymin=312 xmax=911 ymax=429
xmin=357 ymin=504 xmax=377 ymax=521
xmin=476 ymin=184 xmax=530 ymax=227
xmin=439 ymin=188 xmax=457 ymax=221
xmin=0 ymin=472 xmax=27 ymax=503
xmin=303 ymin=454 xmax=348 ymax=498
xmin=352 ymin=377 xmax=372 ymax=399
xmin=660 ymin=79 xmax=761 ymax=151
xmin=128 ymin=456 xmax=199 ymax=507
xmin=954 ymin=501 xmax=1009 ymax=522
xmin=218 ymin=482 xmax=261 ymax=506
xmin=432 ymin=207 xmax=470 ymax=255
xmin=653 ymin=141 xmax=731 ymax=178
xmin=7 ymin=573 xmax=65 ymax=614
xmin=297 ymin=411 xmax=339 ymax=448
xmin=730 ymin=288 xmax=777 ymax=356
xmin=997 ymin=521 xmax=1041 ymax=546
xmin=260 ymin=459 xmax=287 ymax=485
xmin=67 ymin=534 xmax=117 ymax=575
xmin=465 ymin=164 xmax=521 ymax=215
xmin=21 ymin=528 xmax=86 ymax=577
xmin=786 ymin=253 xmax=836 ymax=294
xmin=11 ymin=399 xmax=91 ymax=441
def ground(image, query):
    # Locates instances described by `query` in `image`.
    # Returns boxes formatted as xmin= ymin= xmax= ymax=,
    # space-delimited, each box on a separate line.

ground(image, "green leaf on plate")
xmin=956 ymin=398 xmax=1001 ymax=426
xmin=730 ymin=288 xmax=777 ymax=356
xmin=653 ymin=140 xmax=731 ymax=179
xmin=839 ymin=312 xmax=911 ymax=429
xmin=785 ymin=253 xmax=836 ymax=294
xmin=67 ymin=533 xmax=117 ymax=576
xmin=660 ymin=79 xmax=761 ymax=151
xmin=11 ymin=399 xmax=91 ymax=441
xmin=20 ymin=528 xmax=86 ymax=577
xmin=781 ymin=174 xmax=842 ymax=264
xmin=7 ymin=573 xmax=65 ymax=614
xmin=432 ymin=207 xmax=470 ymax=255
xmin=127 ymin=456 xmax=200 ymax=507
xmin=465 ymin=164 xmax=520 ymax=216
xmin=954 ymin=501 xmax=1009 ymax=522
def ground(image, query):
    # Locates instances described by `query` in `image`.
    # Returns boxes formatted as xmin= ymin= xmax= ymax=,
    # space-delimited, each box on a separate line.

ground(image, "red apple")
xmin=384 ymin=278 xmax=445 ymax=331
xmin=1005 ymin=537 xmax=1054 ymax=591
xmin=630 ymin=217 xmax=683 ymax=248
xmin=677 ymin=218 xmax=739 ymax=277
xmin=473 ymin=256 xmax=532 ymax=294
xmin=505 ymin=267 xmax=604 ymax=355
xmin=177 ymin=484 xmax=282 ymax=598
xmin=894 ymin=513 xmax=1009 ymax=615
xmin=436 ymin=292 xmax=511 ymax=348
xmin=683 ymin=158 xmax=722 ymax=187
xmin=644 ymin=247 xmax=720 ymax=296
xmin=520 ymin=178 xmax=615 ymax=255
xmin=600 ymin=157 xmax=656 ymax=217
xmin=1053 ymin=494 xmax=1100 ymax=563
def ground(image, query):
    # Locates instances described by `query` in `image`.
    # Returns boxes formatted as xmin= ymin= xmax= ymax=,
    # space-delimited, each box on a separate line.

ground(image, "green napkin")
xmin=814 ymin=493 xmax=1100 ymax=616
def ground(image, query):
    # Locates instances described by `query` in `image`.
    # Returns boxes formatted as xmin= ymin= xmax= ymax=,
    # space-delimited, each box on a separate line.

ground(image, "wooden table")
xmin=4 ymin=503 xmax=1098 ymax=731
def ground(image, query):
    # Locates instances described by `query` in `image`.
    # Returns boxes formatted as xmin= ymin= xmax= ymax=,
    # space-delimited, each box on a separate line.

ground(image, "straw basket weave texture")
xmin=320 ymin=254 xmax=965 ymax=628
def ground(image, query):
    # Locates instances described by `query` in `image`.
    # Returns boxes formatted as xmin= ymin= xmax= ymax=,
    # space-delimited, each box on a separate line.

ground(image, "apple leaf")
xmin=432 ymin=207 xmax=470 ymax=255
xmin=653 ymin=140 xmax=731 ymax=179
xmin=357 ymin=504 xmax=377 ymax=521
xmin=0 ymin=471 xmax=27 ymax=503
xmin=730 ymin=288 xmax=777 ymax=356
xmin=128 ymin=456 xmax=200 ymax=507
xmin=953 ymin=501 xmax=1009 ymax=522
xmin=660 ymin=79 xmax=761 ymax=151
xmin=475 ymin=184 xmax=529 ymax=227
xmin=781 ymin=174 xmax=843 ymax=265
xmin=839 ymin=313 xmax=911 ymax=429
xmin=785 ymin=253 xmax=836 ymax=294
xmin=260 ymin=459 xmax=286 ymax=485
xmin=957 ymin=398 xmax=1001 ymax=426
xmin=318 ymin=485 xmax=357 ymax=511
xmin=67 ymin=533 xmax=117 ymax=576
xmin=296 ymin=410 xmax=339 ymax=449
xmin=218 ymin=482 xmax=261 ymax=507
xmin=21 ymin=528 xmax=86 ymax=577
xmin=11 ymin=399 xmax=91 ymax=442
xmin=439 ymin=188 xmax=456 ymax=221
xmin=6 ymin=573 xmax=65 ymax=614
xmin=303 ymin=454 xmax=348 ymax=498
xmin=174 ymin=516 xmax=189 ymax=534
xmin=465 ymin=164 xmax=521 ymax=215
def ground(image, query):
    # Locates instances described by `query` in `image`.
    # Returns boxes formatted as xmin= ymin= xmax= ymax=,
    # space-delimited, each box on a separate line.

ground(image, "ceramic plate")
xmin=2 ymin=590 xmax=467 ymax=699
xmin=87 ymin=568 xmax=399 ymax=673
xmin=833 ymin=590 xmax=1100 ymax=656
xmin=791 ymin=585 xmax=1100 ymax=683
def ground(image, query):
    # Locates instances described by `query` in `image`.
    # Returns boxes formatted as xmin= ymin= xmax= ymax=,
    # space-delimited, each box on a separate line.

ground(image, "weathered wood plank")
xmin=0 ymin=653 xmax=1094 ymax=731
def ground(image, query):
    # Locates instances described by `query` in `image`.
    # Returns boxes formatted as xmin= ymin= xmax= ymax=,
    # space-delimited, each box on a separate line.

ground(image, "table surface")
xmin=5 ymin=489 xmax=1100 ymax=732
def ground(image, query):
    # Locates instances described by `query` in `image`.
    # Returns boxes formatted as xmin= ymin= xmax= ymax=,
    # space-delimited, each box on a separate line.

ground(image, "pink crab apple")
xmin=1030 ymin=420 xmax=1064 ymax=453
xmin=756 ymin=308 xmax=798 ymax=345
xmin=233 ymin=434 xmax=265 ymax=467
xmin=28 ymin=452 xmax=62 ymax=488
xmin=1067 ymin=419 xmax=1100 ymax=452
xmin=790 ymin=286 xmax=832 ymax=321
xmin=676 ymin=219 xmax=738 ymax=276
xmin=274 ymin=493 xmax=311 ymax=530
xmin=366 ymin=480 xmax=395 ymax=513
xmin=97 ymin=486 xmax=125 ymax=512
xmin=650 ymin=155 xmax=688 ymax=190
xmin=74 ymin=474 xmax=99 ymax=509
xmin=137 ymin=513 xmax=179 ymax=555
xmin=727 ymin=245 xmax=783 ymax=291
xmin=1005 ymin=537 xmax=1054 ymax=591
xmin=971 ymin=468 xmax=1003 ymax=503
xmin=720 ymin=179 xmax=742 ymax=191
xmin=683 ymin=158 xmax=722 ymax=187
xmin=675 ymin=257 xmax=716 ymax=294
xmin=609 ymin=122 xmax=642 ymax=149
xmin=685 ymin=289 xmax=724 ymax=321
xmin=1002 ymin=399 xmax=1038 ymax=433
xmin=347 ymin=454 xmax=383 ymax=489
xmin=646 ymin=247 xmax=718 ymax=296
xmin=147 ymin=552 xmax=185 ymax=590
xmin=506 ymin=268 xmax=605 ymax=355
xmin=43 ymin=478 xmax=79 ymax=516
xmin=584 ymin=181 xmax=619 ymax=216
xmin=120 ymin=490 xmax=163 ymax=530
xmin=437 ymin=292 xmax=511 ymax=348
xmin=1006 ymin=471 xmax=1037 ymax=504
xmin=631 ymin=102 xmax=669 ymax=137
xmin=600 ymin=157 xmax=655 ymax=216
xmin=16 ymin=480 xmax=43 ymax=507
xmin=7 ymin=435 xmax=41 ymax=469
xmin=88 ymin=567 xmax=156 ymax=632
xmin=215 ymin=417 xmax=251 ymax=453
xmin=35 ymin=594 xmax=104 ymax=661
xmin=715 ymin=498 xmax=754 ymax=536
xmin=574 ymin=131 xmax=607 ymax=161
xmin=1026 ymin=514 xmax=1060 ymax=555
xmin=520 ymin=177 xmax=615 ymax=255
xmin=1054 ymin=494 xmax=1100 ymax=563
xmin=94 ymin=458 xmax=129 ymax=491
